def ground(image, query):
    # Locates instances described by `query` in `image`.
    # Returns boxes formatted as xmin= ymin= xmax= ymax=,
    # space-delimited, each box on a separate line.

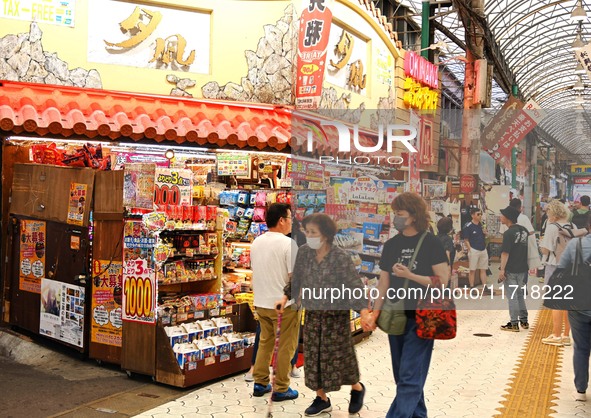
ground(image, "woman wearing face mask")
xmin=277 ymin=213 xmax=373 ymax=416
xmin=366 ymin=192 xmax=449 ymax=418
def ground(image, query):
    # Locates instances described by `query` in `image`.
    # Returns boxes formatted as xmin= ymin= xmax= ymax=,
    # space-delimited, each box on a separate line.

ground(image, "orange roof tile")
xmin=0 ymin=81 xmax=294 ymax=152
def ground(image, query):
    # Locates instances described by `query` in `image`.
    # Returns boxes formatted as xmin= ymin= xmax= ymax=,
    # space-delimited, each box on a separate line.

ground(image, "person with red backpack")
xmin=540 ymin=199 xmax=587 ymax=346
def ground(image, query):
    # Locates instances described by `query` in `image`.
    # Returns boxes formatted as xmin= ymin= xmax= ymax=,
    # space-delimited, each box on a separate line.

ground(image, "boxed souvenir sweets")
xmin=212 ymin=317 xmax=234 ymax=335
xmin=242 ymin=332 xmax=257 ymax=347
xmin=165 ymin=325 xmax=189 ymax=347
xmin=196 ymin=320 xmax=217 ymax=338
xmin=195 ymin=339 xmax=215 ymax=358
xmin=363 ymin=222 xmax=382 ymax=240
xmin=182 ymin=322 xmax=204 ymax=342
xmin=360 ymin=261 xmax=375 ymax=273
xmin=362 ymin=243 xmax=383 ymax=254
xmin=209 ymin=336 xmax=231 ymax=356
xmin=226 ymin=333 xmax=245 ymax=352
xmin=174 ymin=342 xmax=202 ymax=368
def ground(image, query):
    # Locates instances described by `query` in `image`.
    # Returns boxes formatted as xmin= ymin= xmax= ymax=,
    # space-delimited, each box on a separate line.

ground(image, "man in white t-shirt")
xmin=251 ymin=203 xmax=300 ymax=401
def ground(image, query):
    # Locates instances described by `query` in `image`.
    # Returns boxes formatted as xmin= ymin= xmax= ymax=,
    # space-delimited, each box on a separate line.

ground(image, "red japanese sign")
xmin=487 ymin=100 xmax=546 ymax=162
xmin=295 ymin=0 xmax=333 ymax=109
xmin=460 ymin=175 xmax=476 ymax=194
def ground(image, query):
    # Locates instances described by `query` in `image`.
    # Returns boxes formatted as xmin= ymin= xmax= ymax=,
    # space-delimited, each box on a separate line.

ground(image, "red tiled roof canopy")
xmin=0 ymin=81 xmax=294 ymax=151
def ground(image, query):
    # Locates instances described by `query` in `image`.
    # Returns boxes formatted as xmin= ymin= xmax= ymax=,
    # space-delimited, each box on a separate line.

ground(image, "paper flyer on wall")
xmin=40 ymin=278 xmax=85 ymax=348
xmin=19 ymin=220 xmax=46 ymax=294
xmin=91 ymin=260 xmax=123 ymax=347
xmin=67 ymin=182 xmax=88 ymax=226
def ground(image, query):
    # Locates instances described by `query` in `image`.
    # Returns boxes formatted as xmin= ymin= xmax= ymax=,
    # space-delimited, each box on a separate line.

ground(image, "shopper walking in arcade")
xmin=461 ymin=207 xmax=489 ymax=289
xmin=278 ymin=213 xmax=372 ymax=416
xmin=250 ymin=203 xmax=300 ymax=401
xmin=540 ymin=199 xmax=578 ymax=346
xmin=498 ymin=205 xmax=530 ymax=332
xmin=370 ymin=192 xmax=449 ymax=418
xmin=558 ymin=215 xmax=591 ymax=402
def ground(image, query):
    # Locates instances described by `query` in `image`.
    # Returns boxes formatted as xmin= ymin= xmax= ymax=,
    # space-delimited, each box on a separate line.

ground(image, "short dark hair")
xmin=582 ymin=195 xmax=590 ymax=206
xmin=437 ymin=217 xmax=453 ymax=235
xmin=509 ymin=198 xmax=522 ymax=210
xmin=303 ymin=213 xmax=337 ymax=245
xmin=266 ymin=203 xmax=291 ymax=228
xmin=470 ymin=207 xmax=481 ymax=216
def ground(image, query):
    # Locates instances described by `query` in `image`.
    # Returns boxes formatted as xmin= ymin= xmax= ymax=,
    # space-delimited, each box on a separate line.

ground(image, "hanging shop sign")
xmin=295 ymin=0 xmax=333 ymax=109
xmin=404 ymin=51 xmax=438 ymax=89
xmin=487 ymin=99 xmax=546 ymax=162
xmin=114 ymin=153 xmax=170 ymax=170
xmin=67 ymin=183 xmax=88 ymax=226
xmin=19 ymin=220 xmax=46 ymax=294
xmin=91 ymin=260 xmax=123 ymax=347
xmin=460 ymin=175 xmax=477 ymax=194
xmin=575 ymin=44 xmax=591 ymax=81
xmin=1 ymin=0 xmax=75 ymax=27
xmin=122 ymin=221 xmax=156 ymax=324
xmin=87 ymin=0 xmax=209 ymax=73
xmin=571 ymin=165 xmax=591 ymax=174
xmin=40 ymin=278 xmax=85 ymax=348
xmin=481 ymin=96 xmax=523 ymax=149
xmin=330 ymin=177 xmax=402 ymax=204
xmin=154 ymin=168 xmax=193 ymax=207
xmin=572 ymin=177 xmax=591 ymax=202
xmin=287 ymin=158 xmax=325 ymax=184
xmin=216 ymin=154 xmax=250 ymax=178
xmin=403 ymin=78 xmax=439 ymax=111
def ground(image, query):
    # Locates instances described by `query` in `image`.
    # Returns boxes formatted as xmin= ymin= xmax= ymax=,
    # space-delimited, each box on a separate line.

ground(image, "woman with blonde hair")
xmin=540 ymin=199 xmax=585 ymax=346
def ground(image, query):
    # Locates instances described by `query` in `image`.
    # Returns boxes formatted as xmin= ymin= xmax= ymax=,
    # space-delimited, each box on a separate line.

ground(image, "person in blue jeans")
xmin=498 ymin=205 xmax=530 ymax=332
xmin=244 ymin=322 xmax=301 ymax=382
xmin=368 ymin=193 xmax=449 ymax=418
xmin=558 ymin=218 xmax=591 ymax=401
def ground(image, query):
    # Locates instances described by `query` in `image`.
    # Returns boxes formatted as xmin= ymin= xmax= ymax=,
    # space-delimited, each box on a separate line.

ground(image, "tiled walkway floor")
xmin=136 ymin=303 xmax=591 ymax=418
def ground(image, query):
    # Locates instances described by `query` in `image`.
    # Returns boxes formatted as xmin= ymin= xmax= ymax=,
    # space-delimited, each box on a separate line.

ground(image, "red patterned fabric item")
xmin=415 ymin=276 xmax=457 ymax=340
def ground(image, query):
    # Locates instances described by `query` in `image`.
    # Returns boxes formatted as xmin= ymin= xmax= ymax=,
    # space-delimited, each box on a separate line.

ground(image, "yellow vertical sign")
xmin=19 ymin=220 xmax=46 ymax=293
xmin=91 ymin=260 xmax=123 ymax=347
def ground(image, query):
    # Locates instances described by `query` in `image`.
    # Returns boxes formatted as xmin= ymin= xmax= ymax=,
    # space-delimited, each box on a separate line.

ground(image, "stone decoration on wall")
xmin=370 ymin=86 xmax=396 ymax=129
xmin=167 ymin=74 xmax=196 ymax=97
xmin=0 ymin=22 xmax=102 ymax=88
xmin=319 ymin=86 xmax=365 ymax=125
xmin=201 ymin=4 xmax=297 ymax=104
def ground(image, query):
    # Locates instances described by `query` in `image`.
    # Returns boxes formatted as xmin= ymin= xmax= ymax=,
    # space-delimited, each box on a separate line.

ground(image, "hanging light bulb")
xmin=574 ymin=75 xmax=586 ymax=90
xmin=572 ymin=31 xmax=586 ymax=50
xmin=571 ymin=0 xmax=588 ymax=22
xmin=575 ymin=61 xmax=587 ymax=74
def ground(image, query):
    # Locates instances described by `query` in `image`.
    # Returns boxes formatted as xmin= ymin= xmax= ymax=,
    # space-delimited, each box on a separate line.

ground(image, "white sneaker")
xmin=573 ymin=391 xmax=587 ymax=402
xmin=290 ymin=367 xmax=301 ymax=378
xmin=562 ymin=335 xmax=572 ymax=346
xmin=244 ymin=371 xmax=254 ymax=382
xmin=541 ymin=334 xmax=563 ymax=346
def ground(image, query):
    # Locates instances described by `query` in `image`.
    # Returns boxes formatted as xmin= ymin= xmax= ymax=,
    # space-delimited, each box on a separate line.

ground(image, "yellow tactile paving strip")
xmin=495 ymin=308 xmax=563 ymax=417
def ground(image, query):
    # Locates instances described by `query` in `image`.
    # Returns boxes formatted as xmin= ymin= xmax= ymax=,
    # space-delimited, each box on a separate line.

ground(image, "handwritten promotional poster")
xmin=91 ymin=260 xmax=123 ymax=347
xmin=122 ymin=221 xmax=156 ymax=324
xmin=154 ymin=168 xmax=193 ymax=207
xmin=67 ymin=183 xmax=88 ymax=226
xmin=19 ymin=220 xmax=46 ymax=294
xmin=40 ymin=278 xmax=85 ymax=348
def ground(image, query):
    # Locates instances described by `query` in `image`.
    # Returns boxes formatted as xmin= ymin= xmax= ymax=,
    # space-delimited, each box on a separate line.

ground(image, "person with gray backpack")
xmin=540 ymin=199 xmax=587 ymax=346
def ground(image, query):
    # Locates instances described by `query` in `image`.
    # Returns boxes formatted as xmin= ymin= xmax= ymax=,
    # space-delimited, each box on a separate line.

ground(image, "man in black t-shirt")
xmin=498 ymin=205 xmax=529 ymax=332
xmin=461 ymin=208 xmax=489 ymax=289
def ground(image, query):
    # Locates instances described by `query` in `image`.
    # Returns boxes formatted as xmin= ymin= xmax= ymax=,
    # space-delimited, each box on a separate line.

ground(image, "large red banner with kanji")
xmin=295 ymin=0 xmax=333 ymax=109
